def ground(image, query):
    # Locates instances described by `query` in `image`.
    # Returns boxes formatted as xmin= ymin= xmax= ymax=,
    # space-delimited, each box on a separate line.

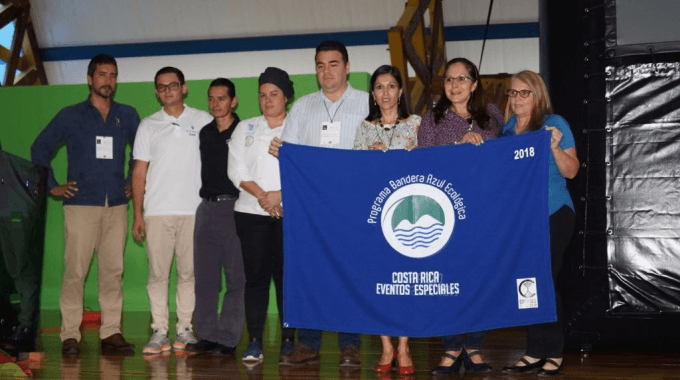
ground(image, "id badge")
xmin=96 ymin=136 xmax=113 ymax=159
xmin=243 ymin=123 xmax=255 ymax=147
xmin=320 ymin=121 xmax=341 ymax=147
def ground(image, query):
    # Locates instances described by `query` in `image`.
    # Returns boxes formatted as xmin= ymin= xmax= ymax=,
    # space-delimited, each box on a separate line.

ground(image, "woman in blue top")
xmin=500 ymin=71 xmax=579 ymax=376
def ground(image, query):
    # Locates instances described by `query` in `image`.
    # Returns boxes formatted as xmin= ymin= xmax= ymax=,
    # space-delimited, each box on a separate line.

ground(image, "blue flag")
xmin=280 ymin=130 xmax=555 ymax=337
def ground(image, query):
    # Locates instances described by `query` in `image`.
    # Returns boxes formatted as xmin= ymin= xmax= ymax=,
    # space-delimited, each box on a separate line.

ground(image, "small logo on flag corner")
xmin=380 ymin=184 xmax=455 ymax=258
xmin=517 ymin=277 xmax=538 ymax=309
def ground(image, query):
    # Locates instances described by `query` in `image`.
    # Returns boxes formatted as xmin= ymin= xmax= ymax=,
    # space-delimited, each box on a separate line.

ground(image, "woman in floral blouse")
xmin=353 ymin=65 xmax=420 ymax=152
xmin=353 ymin=64 xmax=420 ymax=375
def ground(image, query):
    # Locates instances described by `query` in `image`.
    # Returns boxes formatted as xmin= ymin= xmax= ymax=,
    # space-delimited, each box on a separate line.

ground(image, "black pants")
xmin=235 ymin=212 xmax=294 ymax=342
xmin=525 ymin=206 xmax=575 ymax=358
xmin=193 ymin=199 xmax=246 ymax=346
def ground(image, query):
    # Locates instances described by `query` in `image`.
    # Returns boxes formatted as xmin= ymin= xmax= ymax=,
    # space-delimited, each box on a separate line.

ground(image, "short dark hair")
xmin=154 ymin=67 xmax=185 ymax=86
xmin=366 ymin=65 xmax=410 ymax=122
xmin=315 ymin=40 xmax=349 ymax=63
xmin=87 ymin=54 xmax=117 ymax=77
xmin=209 ymin=78 xmax=236 ymax=98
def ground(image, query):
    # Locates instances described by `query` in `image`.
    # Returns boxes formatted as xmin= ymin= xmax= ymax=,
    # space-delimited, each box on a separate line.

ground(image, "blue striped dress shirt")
xmin=281 ymin=84 xmax=369 ymax=149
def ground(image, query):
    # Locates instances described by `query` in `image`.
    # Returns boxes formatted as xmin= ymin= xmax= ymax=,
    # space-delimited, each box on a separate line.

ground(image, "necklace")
xmin=379 ymin=116 xmax=398 ymax=130
xmin=376 ymin=117 xmax=398 ymax=149
xmin=448 ymin=107 xmax=471 ymax=119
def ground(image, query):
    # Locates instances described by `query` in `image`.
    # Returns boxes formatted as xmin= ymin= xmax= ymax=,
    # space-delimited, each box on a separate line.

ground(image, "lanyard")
xmin=322 ymin=97 xmax=346 ymax=123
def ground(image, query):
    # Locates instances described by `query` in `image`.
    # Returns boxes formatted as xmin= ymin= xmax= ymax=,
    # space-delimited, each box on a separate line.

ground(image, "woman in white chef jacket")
xmin=227 ymin=67 xmax=295 ymax=362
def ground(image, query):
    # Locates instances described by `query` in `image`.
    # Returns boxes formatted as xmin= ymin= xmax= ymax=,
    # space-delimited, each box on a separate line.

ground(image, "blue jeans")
xmin=442 ymin=331 xmax=485 ymax=351
xmin=297 ymin=328 xmax=361 ymax=352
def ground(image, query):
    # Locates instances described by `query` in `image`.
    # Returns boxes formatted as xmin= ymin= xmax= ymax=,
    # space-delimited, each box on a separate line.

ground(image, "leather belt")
xmin=204 ymin=194 xmax=237 ymax=202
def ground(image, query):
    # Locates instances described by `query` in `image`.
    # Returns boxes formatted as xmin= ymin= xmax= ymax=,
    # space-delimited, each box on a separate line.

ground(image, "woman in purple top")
xmin=418 ymin=58 xmax=502 ymax=147
xmin=418 ymin=57 xmax=502 ymax=375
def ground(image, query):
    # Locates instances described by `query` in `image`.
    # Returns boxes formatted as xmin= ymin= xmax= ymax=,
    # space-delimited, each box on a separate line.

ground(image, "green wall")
xmin=0 ymin=72 xmax=369 ymax=312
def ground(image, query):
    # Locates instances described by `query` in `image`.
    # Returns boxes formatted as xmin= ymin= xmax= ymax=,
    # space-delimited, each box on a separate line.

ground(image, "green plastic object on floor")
xmin=0 ymin=349 xmax=30 ymax=377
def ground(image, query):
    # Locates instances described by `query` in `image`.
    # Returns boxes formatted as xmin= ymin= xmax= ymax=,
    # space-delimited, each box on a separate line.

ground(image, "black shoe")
xmin=5 ymin=327 xmax=36 ymax=352
xmin=537 ymin=358 xmax=563 ymax=376
xmin=430 ymin=351 xmax=464 ymax=375
xmin=62 ymin=338 xmax=80 ymax=355
xmin=0 ymin=319 xmax=12 ymax=344
xmin=463 ymin=348 xmax=492 ymax=372
xmin=502 ymin=356 xmax=546 ymax=373
xmin=212 ymin=343 xmax=236 ymax=356
xmin=101 ymin=333 xmax=135 ymax=353
xmin=186 ymin=339 xmax=218 ymax=353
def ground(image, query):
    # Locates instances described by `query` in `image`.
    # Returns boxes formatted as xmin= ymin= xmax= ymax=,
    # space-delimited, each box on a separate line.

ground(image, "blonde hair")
xmin=504 ymin=70 xmax=554 ymax=132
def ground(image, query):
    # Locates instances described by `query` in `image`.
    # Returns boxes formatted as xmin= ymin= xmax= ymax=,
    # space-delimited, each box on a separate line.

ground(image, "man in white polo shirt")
xmin=131 ymin=66 xmax=213 ymax=354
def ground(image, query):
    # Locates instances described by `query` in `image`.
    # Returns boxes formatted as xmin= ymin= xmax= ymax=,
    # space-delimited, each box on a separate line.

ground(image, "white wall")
xmin=45 ymin=38 xmax=539 ymax=85
xmin=35 ymin=0 xmax=539 ymax=84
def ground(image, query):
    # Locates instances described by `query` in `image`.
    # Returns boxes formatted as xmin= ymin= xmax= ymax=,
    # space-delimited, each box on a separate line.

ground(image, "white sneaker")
xmin=143 ymin=330 xmax=171 ymax=354
xmin=173 ymin=328 xmax=197 ymax=350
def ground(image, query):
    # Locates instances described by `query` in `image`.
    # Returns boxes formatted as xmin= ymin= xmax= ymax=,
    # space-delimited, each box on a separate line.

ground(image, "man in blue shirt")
xmin=31 ymin=54 xmax=139 ymax=355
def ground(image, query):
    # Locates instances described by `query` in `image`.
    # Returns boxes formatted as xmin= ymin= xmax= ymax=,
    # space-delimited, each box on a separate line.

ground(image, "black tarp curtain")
xmin=606 ymin=62 xmax=680 ymax=313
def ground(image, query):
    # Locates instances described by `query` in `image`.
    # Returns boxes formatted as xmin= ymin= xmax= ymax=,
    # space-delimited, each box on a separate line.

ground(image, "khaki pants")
xmin=144 ymin=215 xmax=195 ymax=334
xmin=60 ymin=204 xmax=128 ymax=341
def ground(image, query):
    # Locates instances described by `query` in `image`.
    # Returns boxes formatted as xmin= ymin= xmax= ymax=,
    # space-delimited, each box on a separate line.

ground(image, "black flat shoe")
xmin=502 ymin=356 xmax=546 ymax=373
xmin=537 ymin=358 xmax=563 ymax=376
xmin=430 ymin=352 xmax=464 ymax=375
xmin=211 ymin=344 xmax=235 ymax=356
xmin=463 ymin=349 xmax=492 ymax=372
xmin=186 ymin=339 xmax=218 ymax=353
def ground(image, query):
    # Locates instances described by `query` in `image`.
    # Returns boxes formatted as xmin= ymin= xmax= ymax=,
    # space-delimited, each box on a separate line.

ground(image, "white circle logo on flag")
xmin=380 ymin=184 xmax=455 ymax=258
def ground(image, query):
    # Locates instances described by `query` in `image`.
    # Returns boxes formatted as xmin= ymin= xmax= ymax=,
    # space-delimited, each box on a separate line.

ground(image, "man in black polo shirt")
xmin=186 ymin=78 xmax=245 ymax=355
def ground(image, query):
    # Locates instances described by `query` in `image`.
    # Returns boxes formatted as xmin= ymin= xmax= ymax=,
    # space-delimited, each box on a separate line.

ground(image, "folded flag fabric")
xmin=280 ymin=130 xmax=555 ymax=337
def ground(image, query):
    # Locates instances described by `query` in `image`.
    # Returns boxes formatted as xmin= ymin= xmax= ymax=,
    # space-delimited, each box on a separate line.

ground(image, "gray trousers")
xmin=193 ymin=199 xmax=245 ymax=346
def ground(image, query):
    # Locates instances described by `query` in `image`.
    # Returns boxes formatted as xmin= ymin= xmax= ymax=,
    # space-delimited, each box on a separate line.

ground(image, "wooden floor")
xmin=13 ymin=311 xmax=680 ymax=379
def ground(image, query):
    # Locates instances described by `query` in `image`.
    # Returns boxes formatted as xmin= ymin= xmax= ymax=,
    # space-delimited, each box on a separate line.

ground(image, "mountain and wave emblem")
xmin=391 ymin=195 xmax=445 ymax=250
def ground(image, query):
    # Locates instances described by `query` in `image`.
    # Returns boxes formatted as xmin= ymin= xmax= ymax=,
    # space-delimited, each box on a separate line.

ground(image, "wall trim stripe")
xmin=40 ymin=22 xmax=539 ymax=62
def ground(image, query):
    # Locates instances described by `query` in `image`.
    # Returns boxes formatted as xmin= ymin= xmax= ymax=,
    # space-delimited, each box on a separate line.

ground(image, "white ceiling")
xmin=30 ymin=0 xmax=538 ymax=48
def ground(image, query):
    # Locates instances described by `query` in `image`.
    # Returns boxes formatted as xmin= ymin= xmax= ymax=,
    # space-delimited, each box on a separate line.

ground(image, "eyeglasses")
xmin=156 ymin=82 xmax=181 ymax=92
xmin=444 ymin=75 xmax=472 ymax=84
xmin=506 ymin=89 xmax=532 ymax=98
